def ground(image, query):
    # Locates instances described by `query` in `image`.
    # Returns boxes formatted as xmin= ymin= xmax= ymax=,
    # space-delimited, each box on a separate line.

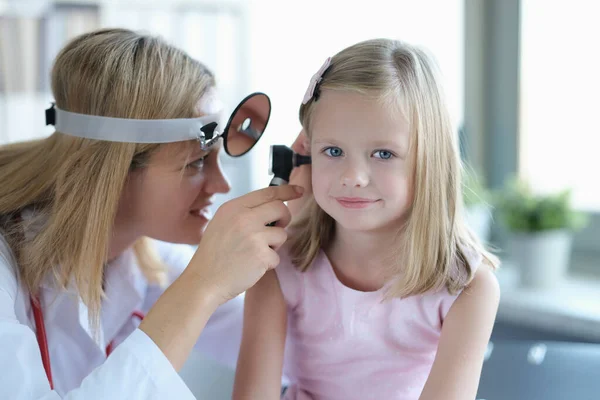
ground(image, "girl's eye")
xmin=324 ymin=147 xmax=343 ymax=157
xmin=373 ymin=150 xmax=394 ymax=160
xmin=186 ymin=157 xmax=205 ymax=171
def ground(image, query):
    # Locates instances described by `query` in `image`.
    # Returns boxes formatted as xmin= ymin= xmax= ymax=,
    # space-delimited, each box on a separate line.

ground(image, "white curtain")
xmin=1 ymin=2 xmax=251 ymax=215
xmin=0 ymin=16 xmax=45 ymax=143
xmin=0 ymin=6 xmax=100 ymax=144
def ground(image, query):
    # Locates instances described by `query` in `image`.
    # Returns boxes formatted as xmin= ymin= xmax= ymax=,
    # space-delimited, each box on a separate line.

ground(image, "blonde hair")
xmin=0 ymin=28 xmax=215 ymax=329
xmin=288 ymin=39 xmax=499 ymax=298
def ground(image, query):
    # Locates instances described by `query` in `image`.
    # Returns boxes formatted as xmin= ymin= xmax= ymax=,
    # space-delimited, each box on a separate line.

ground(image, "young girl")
xmin=233 ymin=39 xmax=500 ymax=400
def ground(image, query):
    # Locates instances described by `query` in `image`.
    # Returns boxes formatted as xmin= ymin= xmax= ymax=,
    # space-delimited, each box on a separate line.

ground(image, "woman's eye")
xmin=324 ymin=147 xmax=343 ymax=157
xmin=373 ymin=150 xmax=394 ymax=160
xmin=186 ymin=157 xmax=205 ymax=170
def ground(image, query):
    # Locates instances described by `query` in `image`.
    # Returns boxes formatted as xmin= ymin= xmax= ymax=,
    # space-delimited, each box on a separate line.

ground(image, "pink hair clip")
xmin=302 ymin=57 xmax=332 ymax=104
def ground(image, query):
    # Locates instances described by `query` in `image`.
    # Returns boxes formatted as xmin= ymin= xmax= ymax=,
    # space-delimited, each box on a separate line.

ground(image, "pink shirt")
xmin=276 ymin=247 xmax=482 ymax=400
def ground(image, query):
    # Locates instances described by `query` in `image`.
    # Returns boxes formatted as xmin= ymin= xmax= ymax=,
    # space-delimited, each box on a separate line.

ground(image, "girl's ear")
xmin=291 ymin=130 xmax=311 ymax=156
xmin=302 ymin=133 xmax=311 ymax=155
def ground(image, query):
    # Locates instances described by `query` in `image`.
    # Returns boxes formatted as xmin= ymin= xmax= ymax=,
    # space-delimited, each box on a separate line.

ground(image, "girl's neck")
xmin=326 ymin=225 xmax=401 ymax=292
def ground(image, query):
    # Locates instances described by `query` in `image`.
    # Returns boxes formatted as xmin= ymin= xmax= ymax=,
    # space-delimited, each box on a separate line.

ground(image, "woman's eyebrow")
xmin=189 ymin=140 xmax=222 ymax=160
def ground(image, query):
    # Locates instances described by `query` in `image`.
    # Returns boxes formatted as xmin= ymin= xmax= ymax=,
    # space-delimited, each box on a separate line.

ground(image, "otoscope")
xmin=269 ymin=145 xmax=311 ymax=186
xmin=267 ymin=145 xmax=311 ymax=226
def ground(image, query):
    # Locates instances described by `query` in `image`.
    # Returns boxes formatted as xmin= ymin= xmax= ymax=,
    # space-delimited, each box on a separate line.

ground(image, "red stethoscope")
xmin=30 ymin=295 xmax=145 ymax=390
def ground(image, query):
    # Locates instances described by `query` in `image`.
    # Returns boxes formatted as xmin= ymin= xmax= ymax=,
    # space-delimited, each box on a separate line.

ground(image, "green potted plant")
xmin=495 ymin=178 xmax=588 ymax=289
xmin=463 ymin=168 xmax=493 ymax=243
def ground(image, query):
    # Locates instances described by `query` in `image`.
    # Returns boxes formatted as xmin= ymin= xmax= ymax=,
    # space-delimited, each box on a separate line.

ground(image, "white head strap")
xmin=45 ymin=104 xmax=222 ymax=150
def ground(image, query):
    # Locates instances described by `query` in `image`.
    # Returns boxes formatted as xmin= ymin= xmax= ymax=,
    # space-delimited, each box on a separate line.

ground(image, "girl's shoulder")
xmin=274 ymin=245 xmax=329 ymax=310
xmin=274 ymin=245 xmax=304 ymax=309
xmin=436 ymin=245 xmax=494 ymax=318
xmin=458 ymin=245 xmax=499 ymax=299
xmin=460 ymin=244 xmax=485 ymax=275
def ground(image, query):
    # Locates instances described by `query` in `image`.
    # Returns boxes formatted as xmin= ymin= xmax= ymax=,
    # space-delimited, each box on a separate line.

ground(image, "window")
xmin=519 ymin=0 xmax=600 ymax=212
xmin=519 ymin=0 xmax=600 ymax=275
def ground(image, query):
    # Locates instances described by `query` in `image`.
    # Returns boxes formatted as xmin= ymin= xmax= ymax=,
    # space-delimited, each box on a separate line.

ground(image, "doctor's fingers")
xmin=235 ymin=185 xmax=303 ymax=210
xmin=251 ymin=199 xmax=293 ymax=228
xmin=261 ymin=226 xmax=288 ymax=252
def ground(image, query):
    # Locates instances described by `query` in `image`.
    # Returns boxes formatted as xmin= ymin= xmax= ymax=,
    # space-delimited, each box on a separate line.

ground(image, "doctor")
xmin=0 ymin=28 xmax=310 ymax=398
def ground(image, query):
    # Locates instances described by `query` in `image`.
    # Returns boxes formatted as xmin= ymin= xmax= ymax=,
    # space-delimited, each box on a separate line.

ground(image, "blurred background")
xmin=1 ymin=0 xmax=598 ymax=399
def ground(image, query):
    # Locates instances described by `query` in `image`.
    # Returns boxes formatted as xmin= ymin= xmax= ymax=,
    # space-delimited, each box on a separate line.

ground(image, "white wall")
xmin=244 ymin=0 xmax=464 ymax=189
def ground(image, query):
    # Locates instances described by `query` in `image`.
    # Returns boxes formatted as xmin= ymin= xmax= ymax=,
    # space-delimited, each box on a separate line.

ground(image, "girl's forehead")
xmin=311 ymin=91 xmax=410 ymax=144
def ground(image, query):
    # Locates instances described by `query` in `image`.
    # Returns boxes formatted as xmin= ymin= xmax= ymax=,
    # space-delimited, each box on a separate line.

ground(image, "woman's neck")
xmin=108 ymin=219 xmax=141 ymax=262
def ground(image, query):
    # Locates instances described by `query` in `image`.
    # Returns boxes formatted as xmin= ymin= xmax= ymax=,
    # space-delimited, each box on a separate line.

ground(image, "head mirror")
xmin=222 ymin=92 xmax=271 ymax=157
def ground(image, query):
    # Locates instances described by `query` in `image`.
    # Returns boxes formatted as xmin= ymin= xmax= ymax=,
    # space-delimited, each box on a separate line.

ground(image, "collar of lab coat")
xmin=22 ymin=208 xmax=148 ymax=348
xmin=37 ymin=248 xmax=147 ymax=349
xmin=101 ymin=248 xmax=147 ymax=345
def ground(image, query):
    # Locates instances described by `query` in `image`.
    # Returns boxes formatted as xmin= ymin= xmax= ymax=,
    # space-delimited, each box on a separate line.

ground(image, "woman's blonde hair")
xmin=0 ymin=28 xmax=215 ymax=329
xmin=288 ymin=39 xmax=499 ymax=298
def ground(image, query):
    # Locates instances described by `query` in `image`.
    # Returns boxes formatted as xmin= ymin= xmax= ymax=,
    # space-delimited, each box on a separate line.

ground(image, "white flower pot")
xmin=507 ymin=229 xmax=573 ymax=289
xmin=465 ymin=204 xmax=493 ymax=243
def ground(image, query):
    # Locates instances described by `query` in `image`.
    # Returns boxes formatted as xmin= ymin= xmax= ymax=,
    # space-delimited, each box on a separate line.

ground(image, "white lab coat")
xmin=0 ymin=232 xmax=244 ymax=399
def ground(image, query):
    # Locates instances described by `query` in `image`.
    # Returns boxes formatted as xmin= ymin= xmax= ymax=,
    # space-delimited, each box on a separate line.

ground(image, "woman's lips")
xmin=190 ymin=202 xmax=213 ymax=219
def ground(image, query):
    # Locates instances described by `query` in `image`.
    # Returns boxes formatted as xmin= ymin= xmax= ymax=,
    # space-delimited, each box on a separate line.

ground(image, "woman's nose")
xmin=205 ymin=159 xmax=231 ymax=194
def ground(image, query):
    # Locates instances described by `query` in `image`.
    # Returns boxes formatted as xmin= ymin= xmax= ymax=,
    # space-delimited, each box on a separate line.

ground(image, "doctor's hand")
xmin=188 ymin=184 xmax=304 ymax=306
xmin=140 ymin=185 xmax=302 ymax=372
xmin=287 ymin=130 xmax=312 ymax=217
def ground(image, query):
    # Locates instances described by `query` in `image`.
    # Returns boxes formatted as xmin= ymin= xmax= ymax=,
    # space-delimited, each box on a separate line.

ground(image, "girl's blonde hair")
xmin=289 ymin=39 xmax=499 ymax=298
xmin=0 ymin=28 xmax=215 ymax=328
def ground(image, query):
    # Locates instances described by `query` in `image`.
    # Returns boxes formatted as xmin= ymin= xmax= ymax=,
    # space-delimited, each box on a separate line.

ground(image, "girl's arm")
xmin=233 ymin=269 xmax=288 ymax=400
xmin=419 ymin=263 xmax=500 ymax=400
